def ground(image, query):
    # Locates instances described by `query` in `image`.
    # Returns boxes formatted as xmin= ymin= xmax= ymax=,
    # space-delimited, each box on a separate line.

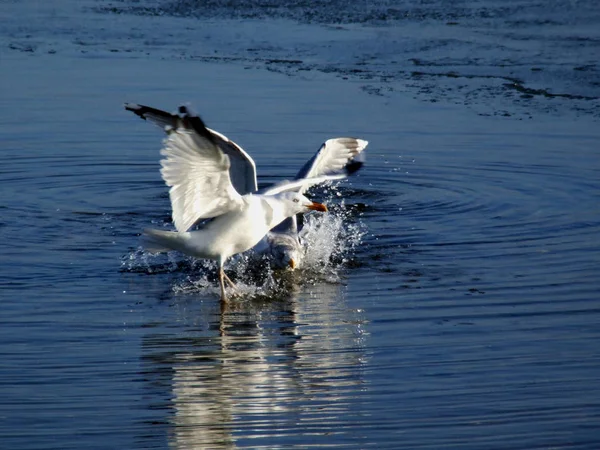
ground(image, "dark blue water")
xmin=1 ymin=1 xmax=600 ymax=448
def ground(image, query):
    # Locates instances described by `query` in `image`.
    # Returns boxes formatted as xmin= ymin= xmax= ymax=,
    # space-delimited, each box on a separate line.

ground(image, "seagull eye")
xmin=293 ymin=198 xmax=299 ymax=203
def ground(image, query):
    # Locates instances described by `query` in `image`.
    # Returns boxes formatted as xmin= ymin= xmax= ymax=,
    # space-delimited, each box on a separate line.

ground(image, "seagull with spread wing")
xmin=136 ymin=105 xmax=362 ymax=303
xmin=125 ymin=103 xmax=368 ymax=270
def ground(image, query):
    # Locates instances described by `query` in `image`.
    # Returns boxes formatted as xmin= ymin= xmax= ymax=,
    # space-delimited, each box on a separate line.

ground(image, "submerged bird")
xmin=137 ymin=105 xmax=358 ymax=303
xmin=125 ymin=103 xmax=368 ymax=269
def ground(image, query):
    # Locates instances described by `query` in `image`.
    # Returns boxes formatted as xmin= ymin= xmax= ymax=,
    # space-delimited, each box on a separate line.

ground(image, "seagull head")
xmin=279 ymin=192 xmax=328 ymax=215
xmin=271 ymin=239 xmax=303 ymax=270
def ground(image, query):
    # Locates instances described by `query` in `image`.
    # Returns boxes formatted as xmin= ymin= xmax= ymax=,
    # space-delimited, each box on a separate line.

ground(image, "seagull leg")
xmin=223 ymin=272 xmax=237 ymax=290
xmin=218 ymin=266 xmax=228 ymax=304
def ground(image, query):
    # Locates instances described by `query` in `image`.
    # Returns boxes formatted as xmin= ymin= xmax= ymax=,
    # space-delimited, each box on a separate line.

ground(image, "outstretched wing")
xmin=295 ymin=137 xmax=368 ymax=191
xmin=125 ymin=103 xmax=258 ymax=195
xmin=260 ymin=173 xmax=350 ymax=196
xmin=159 ymin=106 xmax=244 ymax=232
xmin=259 ymin=141 xmax=367 ymax=196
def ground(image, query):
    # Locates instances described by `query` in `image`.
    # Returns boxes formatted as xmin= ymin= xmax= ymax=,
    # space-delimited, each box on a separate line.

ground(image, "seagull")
xmin=125 ymin=103 xmax=368 ymax=269
xmin=137 ymin=105 xmax=359 ymax=303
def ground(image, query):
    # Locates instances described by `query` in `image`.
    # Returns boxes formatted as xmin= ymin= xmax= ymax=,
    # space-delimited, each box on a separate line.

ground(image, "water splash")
xmin=302 ymin=201 xmax=365 ymax=270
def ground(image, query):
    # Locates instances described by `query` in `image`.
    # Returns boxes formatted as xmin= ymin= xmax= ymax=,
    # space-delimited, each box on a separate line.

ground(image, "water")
xmin=1 ymin=1 xmax=600 ymax=448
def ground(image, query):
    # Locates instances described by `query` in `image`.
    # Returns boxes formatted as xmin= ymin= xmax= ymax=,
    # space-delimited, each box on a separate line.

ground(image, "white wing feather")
xmin=207 ymin=127 xmax=258 ymax=194
xmin=260 ymin=173 xmax=348 ymax=196
xmin=296 ymin=138 xmax=368 ymax=192
xmin=160 ymin=128 xmax=243 ymax=232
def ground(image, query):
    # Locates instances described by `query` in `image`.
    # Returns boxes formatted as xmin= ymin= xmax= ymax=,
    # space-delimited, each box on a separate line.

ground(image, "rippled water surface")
xmin=1 ymin=1 xmax=600 ymax=449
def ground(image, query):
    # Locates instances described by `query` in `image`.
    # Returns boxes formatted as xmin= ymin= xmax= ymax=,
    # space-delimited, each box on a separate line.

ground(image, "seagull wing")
xmin=295 ymin=137 xmax=368 ymax=192
xmin=260 ymin=142 xmax=367 ymax=196
xmin=125 ymin=103 xmax=258 ymax=195
xmin=160 ymin=107 xmax=244 ymax=232
xmin=260 ymin=173 xmax=349 ymax=196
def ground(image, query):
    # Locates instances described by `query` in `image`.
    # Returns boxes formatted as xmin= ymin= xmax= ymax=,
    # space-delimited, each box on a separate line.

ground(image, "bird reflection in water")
xmin=140 ymin=280 xmax=368 ymax=448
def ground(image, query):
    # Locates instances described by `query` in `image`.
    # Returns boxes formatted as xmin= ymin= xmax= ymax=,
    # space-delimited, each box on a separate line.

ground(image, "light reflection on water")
xmin=140 ymin=283 xmax=368 ymax=448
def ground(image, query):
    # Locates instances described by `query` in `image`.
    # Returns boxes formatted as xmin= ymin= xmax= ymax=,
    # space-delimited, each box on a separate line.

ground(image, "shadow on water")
xmin=139 ymin=281 xmax=369 ymax=448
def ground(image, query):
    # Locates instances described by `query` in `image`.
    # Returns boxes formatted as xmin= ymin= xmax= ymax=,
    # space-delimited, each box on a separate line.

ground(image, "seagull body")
xmin=144 ymin=193 xmax=325 ymax=262
xmin=125 ymin=103 xmax=367 ymax=270
xmin=134 ymin=104 xmax=346 ymax=303
xmin=144 ymin=191 xmax=327 ymax=300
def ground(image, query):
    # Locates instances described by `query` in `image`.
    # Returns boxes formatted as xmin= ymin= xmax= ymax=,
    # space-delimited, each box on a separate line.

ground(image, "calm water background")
xmin=1 ymin=0 xmax=600 ymax=448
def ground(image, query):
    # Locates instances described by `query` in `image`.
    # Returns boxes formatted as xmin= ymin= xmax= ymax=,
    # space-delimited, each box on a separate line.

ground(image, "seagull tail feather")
xmin=142 ymin=228 xmax=185 ymax=253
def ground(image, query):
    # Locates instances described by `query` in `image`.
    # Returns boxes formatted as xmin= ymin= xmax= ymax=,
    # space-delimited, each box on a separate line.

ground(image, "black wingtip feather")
xmin=124 ymin=102 xmax=147 ymax=119
xmin=177 ymin=105 xmax=216 ymax=144
xmin=124 ymin=103 xmax=172 ymax=122
xmin=345 ymin=159 xmax=364 ymax=175
xmin=125 ymin=103 xmax=218 ymax=144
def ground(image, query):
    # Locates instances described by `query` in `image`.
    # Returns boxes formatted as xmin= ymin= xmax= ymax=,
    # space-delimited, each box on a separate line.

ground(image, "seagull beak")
xmin=288 ymin=258 xmax=296 ymax=269
xmin=307 ymin=202 xmax=328 ymax=212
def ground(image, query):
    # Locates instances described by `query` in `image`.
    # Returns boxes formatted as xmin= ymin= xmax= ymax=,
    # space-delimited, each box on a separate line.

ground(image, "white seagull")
xmin=125 ymin=103 xmax=368 ymax=270
xmin=136 ymin=105 xmax=361 ymax=303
